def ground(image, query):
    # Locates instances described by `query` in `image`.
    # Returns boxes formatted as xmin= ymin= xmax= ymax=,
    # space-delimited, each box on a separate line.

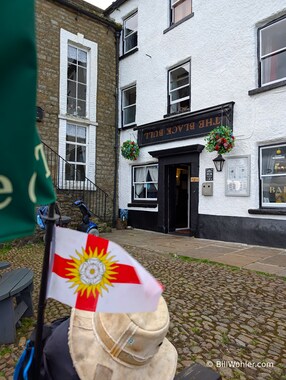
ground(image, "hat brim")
xmin=69 ymin=309 xmax=178 ymax=380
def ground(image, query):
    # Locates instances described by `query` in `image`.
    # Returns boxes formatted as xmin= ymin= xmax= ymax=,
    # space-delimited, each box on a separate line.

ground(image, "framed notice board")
xmin=225 ymin=155 xmax=250 ymax=196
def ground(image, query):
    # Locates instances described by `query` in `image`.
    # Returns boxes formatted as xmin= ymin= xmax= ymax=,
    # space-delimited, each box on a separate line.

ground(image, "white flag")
xmin=47 ymin=227 xmax=163 ymax=312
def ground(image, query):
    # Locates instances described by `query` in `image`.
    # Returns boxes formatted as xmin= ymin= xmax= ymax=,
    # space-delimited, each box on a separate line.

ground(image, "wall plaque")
xmin=205 ymin=168 xmax=213 ymax=181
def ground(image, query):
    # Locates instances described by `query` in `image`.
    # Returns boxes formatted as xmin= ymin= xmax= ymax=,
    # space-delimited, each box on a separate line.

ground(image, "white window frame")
xmin=123 ymin=11 xmax=138 ymax=54
xmin=132 ymin=164 xmax=158 ymax=201
xmin=171 ymin=0 xmax=192 ymax=25
xmin=67 ymin=45 xmax=88 ymax=117
xmin=168 ymin=61 xmax=190 ymax=114
xmin=58 ymin=29 xmax=98 ymax=188
xmin=65 ymin=123 xmax=88 ymax=182
xmin=122 ymin=85 xmax=136 ymax=127
xmin=260 ymin=143 xmax=286 ymax=208
xmin=259 ymin=16 xmax=286 ymax=86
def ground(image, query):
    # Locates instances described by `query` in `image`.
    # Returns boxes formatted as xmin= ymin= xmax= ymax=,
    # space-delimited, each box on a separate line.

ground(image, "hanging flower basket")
xmin=204 ymin=126 xmax=235 ymax=155
xmin=121 ymin=140 xmax=140 ymax=161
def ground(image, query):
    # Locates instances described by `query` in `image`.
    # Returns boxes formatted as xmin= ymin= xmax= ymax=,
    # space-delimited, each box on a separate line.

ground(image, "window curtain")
xmin=148 ymin=166 xmax=158 ymax=190
xmin=134 ymin=167 xmax=146 ymax=197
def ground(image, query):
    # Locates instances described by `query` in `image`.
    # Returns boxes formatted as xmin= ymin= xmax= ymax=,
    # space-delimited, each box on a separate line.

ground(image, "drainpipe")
xmin=113 ymin=29 xmax=121 ymax=227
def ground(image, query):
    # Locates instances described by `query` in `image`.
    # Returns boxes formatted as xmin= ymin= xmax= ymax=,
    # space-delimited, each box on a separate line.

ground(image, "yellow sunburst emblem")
xmin=66 ymin=247 xmax=119 ymax=297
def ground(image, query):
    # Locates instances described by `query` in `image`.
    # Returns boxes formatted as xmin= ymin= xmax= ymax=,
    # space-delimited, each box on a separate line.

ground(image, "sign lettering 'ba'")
xmin=47 ymin=228 xmax=163 ymax=313
xmin=0 ymin=0 xmax=55 ymax=242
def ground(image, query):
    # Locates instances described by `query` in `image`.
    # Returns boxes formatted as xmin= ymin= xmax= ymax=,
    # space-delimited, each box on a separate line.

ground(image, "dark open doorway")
xmin=175 ymin=165 xmax=189 ymax=229
xmin=167 ymin=164 xmax=190 ymax=233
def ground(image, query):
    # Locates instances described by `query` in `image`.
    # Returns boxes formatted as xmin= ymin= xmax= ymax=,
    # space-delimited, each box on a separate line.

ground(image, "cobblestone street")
xmin=0 ymin=236 xmax=286 ymax=379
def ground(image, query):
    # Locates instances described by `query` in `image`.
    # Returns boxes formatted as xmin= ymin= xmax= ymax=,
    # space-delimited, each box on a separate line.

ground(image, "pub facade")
xmin=106 ymin=0 xmax=286 ymax=248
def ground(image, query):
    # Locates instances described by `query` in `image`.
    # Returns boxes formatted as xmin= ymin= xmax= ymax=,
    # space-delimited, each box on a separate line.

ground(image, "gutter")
xmin=112 ymin=30 xmax=121 ymax=227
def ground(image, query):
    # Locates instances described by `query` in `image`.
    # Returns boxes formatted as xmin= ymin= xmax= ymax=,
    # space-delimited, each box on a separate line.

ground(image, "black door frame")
xmin=149 ymin=144 xmax=204 ymax=235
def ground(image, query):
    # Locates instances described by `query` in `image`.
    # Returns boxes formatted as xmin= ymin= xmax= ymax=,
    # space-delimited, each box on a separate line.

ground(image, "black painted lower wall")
xmin=198 ymin=214 xmax=286 ymax=249
xmin=127 ymin=210 xmax=159 ymax=232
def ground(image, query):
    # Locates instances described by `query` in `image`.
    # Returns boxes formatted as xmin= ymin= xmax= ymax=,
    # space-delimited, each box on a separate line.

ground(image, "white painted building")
xmin=106 ymin=0 xmax=286 ymax=248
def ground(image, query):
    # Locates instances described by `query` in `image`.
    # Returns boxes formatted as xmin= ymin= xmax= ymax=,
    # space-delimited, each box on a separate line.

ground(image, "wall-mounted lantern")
xmin=213 ymin=154 xmax=225 ymax=172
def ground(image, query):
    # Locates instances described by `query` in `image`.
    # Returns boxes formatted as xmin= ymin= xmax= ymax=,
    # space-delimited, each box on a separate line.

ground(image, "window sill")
xmin=248 ymin=208 xmax=286 ymax=215
xmin=119 ymin=48 xmax=138 ymax=60
xmin=163 ymin=13 xmax=194 ymax=34
xmin=128 ymin=202 xmax=157 ymax=208
xmin=163 ymin=110 xmax=191 ymax=118
xmin=121 ymin=123 xmax=137 ymax=130
xmin=248 ymin=80 xmax=286 ymax=96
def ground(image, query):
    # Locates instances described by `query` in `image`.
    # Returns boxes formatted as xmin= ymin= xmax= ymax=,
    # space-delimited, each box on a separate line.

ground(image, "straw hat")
xmin=68 ymin=297 xmax=178 ymax=380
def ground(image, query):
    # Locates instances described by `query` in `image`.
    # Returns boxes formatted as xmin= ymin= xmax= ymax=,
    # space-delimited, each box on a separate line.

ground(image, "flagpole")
xmin=32 ymin=202 xmax=56 ymax=379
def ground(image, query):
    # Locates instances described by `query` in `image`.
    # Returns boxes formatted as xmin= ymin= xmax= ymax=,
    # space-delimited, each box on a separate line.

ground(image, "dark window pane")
xmin=77 ymin=100 xmax=86 ymax=116
xmin=147 ymin=184 xmax=158 ymax=198
xmin=135 ymin=184 xmax=145 ymax=198
xmin=66 ymin=143 xmax=75 ymax=161
xmin=67 ymin=80 xmax=76 ymax=97
xmin=65 ymin=163 xmax=75 ymax=180
xmin=170 ymin=65 xmax=189 ymax=90
xmin=78 ymin=83 xmax=87 ymax=101
xmin=77 ymin=146 xmax=86 ymax=163
xmin=170 ymin=100 xmax=190 ymax=113
xmin=67 ymin=97 xmax=76 ymax=115
xmin=125 ymin=33 xmax=138 ymax=52
xmin=262 ymin=146 xmax=286 ymax=175
xmin=78 ymin=67 xmax=87 ymax=84
xmin=171 ymin=87 xmax=189 ymax=101
xmin=76 ymin=165 xmax=86 ymax=181
xmin=124 ymin=105 xmax=136 ymax=125
xmin=68 ymin=63 xmax=77 ymax=81
xmin=124 ymin=87 xmax=136 ymax=105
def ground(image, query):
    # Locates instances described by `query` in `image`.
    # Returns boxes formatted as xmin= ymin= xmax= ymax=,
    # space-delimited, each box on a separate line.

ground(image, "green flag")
xmin=0 ymin=0 xmax=56 ymax=242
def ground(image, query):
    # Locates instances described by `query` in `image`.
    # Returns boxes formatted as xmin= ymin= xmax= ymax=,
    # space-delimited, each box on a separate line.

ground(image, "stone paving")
xmin=0 ymin=237 xmax=286 ymax=379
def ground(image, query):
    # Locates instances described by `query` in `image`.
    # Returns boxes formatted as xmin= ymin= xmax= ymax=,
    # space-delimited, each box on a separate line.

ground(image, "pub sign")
xmin=136 ymin=102 xmax=234 ymax=147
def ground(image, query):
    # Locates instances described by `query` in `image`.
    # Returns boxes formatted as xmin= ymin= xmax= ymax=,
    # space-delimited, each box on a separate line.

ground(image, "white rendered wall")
xmin=110 ymin=0 xmax=286 ymax=219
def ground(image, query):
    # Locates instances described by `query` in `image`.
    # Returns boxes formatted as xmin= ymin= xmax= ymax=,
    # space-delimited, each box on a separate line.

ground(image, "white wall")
xmin=110 ymin=0 xmax=286 ymax=219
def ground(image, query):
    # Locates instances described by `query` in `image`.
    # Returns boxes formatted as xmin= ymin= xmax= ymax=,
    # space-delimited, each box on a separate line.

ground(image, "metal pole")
xmin=32 ymin=202 xmax=56 ymax=379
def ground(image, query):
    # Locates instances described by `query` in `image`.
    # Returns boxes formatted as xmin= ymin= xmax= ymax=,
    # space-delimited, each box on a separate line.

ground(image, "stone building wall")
xmin=36 ymin=0 xmax=118 ymax=223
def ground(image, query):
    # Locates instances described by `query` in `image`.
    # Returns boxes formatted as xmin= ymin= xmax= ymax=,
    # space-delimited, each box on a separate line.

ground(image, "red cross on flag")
xmin=47 ymin=227 xmax=163 ymax=312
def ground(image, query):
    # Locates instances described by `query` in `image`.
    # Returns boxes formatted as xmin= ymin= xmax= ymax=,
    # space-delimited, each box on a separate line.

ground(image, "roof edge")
xmin=51 ymin=0 xmax=119 ymax=30
xmin=104 ymin=0 xmax=128 ymax=15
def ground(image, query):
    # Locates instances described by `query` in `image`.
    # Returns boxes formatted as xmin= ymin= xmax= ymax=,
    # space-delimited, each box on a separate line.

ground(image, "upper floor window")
xmin=259 ymin=16 xmax=286 ymax=86
xmin=123 ymin=12 xmax=138 ymax=54
xmin=132 ymin=164 xmax=158 ymax=200
xmin=65 ymin=124 xmax=87 ymax=181
xmin=67 ymin=45 xmax=87 ymax=117
xmin=59 ymin=29 xmax=98 ymax=187
xmin=168 ymin=61 xmax=190 ymax=114
xmin=260 ymin=143 xmax=286 ymax=207
xmin=171 ymin=0 xmax=192 ymax=24
xmin=122 ymin=85 xmax=136 ymax=127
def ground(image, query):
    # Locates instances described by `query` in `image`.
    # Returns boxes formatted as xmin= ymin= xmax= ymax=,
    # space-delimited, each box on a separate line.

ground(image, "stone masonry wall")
xmin=36 ymin=0 xmax=118 ymax=223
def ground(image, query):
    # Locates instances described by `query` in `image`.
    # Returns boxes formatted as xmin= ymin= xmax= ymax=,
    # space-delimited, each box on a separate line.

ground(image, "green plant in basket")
xmin=121 ymin=140 xmax=140 ymax=161
xmin=205 ymin=126 xmax=235 ymax=155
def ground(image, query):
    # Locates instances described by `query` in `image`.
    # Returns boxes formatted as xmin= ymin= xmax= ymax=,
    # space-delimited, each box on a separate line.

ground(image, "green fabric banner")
xmin=0 ymin=0 xmax=56 ymax=242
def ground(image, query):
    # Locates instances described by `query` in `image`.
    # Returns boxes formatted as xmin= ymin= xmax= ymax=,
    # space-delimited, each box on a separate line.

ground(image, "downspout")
xmin=113 ymin=29 xmax=121 ymax=227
